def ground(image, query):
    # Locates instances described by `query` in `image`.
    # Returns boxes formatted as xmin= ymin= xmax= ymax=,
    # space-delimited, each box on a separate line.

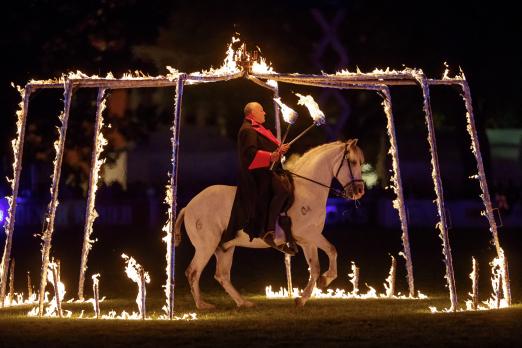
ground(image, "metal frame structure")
xmin=0 ymin=58 xmax=510 ymax=315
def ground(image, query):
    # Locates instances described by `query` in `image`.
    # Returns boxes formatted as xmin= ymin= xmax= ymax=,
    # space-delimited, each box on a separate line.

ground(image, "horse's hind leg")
xmin=214 ymin=247 xmax=255 ymax=308
xmin=296 ymin=244 xmax=320 ymax=306
xmin=186 ymin=247 xmax=215 ymax=310
xmin=315 ymin=235 xmax=338 ymax=289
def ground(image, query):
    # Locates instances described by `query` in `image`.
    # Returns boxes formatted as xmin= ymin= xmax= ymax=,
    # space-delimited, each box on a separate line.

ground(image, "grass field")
xmin=1 ymin=290 xmax=521 ymax=348
xmin=1 ymin=223 xmax=521 ymax=347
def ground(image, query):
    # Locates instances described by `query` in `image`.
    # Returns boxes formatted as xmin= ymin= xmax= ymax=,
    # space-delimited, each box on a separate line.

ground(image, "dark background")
xmin=0 ymin=1 xmax=521 ymax=302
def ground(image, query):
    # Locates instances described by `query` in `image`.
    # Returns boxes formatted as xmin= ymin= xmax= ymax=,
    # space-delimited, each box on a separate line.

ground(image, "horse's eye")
xmin=350 ymin=160 xmax=357 ymax=166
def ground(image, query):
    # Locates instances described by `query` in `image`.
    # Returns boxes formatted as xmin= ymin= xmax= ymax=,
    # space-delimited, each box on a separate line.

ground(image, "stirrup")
xmin=262 ymin=232 xmax=296 ymax=256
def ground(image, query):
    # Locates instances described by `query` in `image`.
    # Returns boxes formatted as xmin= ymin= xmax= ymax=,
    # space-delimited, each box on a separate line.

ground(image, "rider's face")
xmin=251 ymin=104 xmax=266 ymax=124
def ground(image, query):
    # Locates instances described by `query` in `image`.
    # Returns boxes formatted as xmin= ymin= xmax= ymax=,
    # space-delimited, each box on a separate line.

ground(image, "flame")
xmin=274 ymin=98 xmax=298 ymax=124
xmin=348 ymin=261 xmax=359 ymax=295
xmin=267 ymin=260 xmax=427 ymax=300
xmin=295 ymin=93 xmax=325 ymax=125
xmin=432 ymin=252 xmax=510 ymax=313
xmin=161 ymin=182 xmax=174 ymax=318
xmin=121 ymin=254 xmax=149 ymax=318
xmin=252 ymin=56 xmax=275 ymax=74
xmin=335 ymin=67 xmax=407 ymax=76
xmin=383 ymin=255 xmax=396 ymax=297
xmin=191 ymin=37 xmax=241 ymax=76
xmin=2 ymin=292 xmax=38 ymax=307
xmin=266 ymin=79 xmax=278 ymax=89
xmin=79 ymin=96 xmax=108 ymax=293
xmin=26 ymin=263 xmax=65 ymax=317
xmin=265 ymin=285 xmax=427 ymax=300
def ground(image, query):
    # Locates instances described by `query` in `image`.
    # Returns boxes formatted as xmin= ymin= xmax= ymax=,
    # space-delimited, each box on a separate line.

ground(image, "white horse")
xmin=174 ymin=139 xmax=365 ymax=309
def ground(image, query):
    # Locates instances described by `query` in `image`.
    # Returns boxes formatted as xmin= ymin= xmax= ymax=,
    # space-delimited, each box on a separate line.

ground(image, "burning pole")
xmin=459 ymin=78 xmax=511 ymax=306
xmin=78 ymin=88 xmax=108 ymax=301
xmin=38 ymin=80 xmax=74 ymax=316
xmin=379 ymin=87 xmax=415 ymax=297
xmin=284 ymin=254 xmax=293 ymax=298
xmin=287 ymin=93 xmax=326 ymax=145
xmin=139 ymin=267 xmax=147 ymax=320
xmin=384 ymin=255 xmax=396 ymax=298
xmin=92 ymin=274 xmax=100 ymax=319
xmin=163 ymin=74 xmax=186 ymax=320
xmin=27 ymin=271 xmax=32 ymax=300
xmin=122 ymin=254 xmax=150 ymax=320
xmin=0 ymin=85 xmax=31 ymax=308
xmin=348 ymin=261 xmax=359 ymax=295
xmin=8 ymin=259 xmax=15 ymax=305
xmin=413 ymin=71 xmax=457 ymax=312
xmin=470 ymin=257 xmax=479 ymax=310
xmin=50 ymin=261 xmax=63 ymax=318
xmin=272 ymin=83 xmax=282 ymax=141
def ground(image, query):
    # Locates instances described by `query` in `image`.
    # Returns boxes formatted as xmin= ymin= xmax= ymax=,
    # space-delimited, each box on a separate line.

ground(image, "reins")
xmin=284 ymin=170 xmax=349 ymax=198
xmin=283 ymin=143 xmax=363 ymax=200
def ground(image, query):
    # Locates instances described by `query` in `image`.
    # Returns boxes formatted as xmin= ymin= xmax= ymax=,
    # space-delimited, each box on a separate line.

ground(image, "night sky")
xmin=1 ymin=1 xmax=521 ymax=192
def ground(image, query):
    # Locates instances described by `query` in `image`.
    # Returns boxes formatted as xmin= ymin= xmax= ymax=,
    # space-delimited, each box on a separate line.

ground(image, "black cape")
xmin=223 ymin=118 xmax=281 ymax=242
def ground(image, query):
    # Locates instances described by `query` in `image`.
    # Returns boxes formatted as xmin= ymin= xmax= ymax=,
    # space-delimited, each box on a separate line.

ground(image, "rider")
xmin=225 ymin=102 xmax=295 ymax=255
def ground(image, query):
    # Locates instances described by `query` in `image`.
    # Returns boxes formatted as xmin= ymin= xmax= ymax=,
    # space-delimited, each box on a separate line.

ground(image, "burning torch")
xmin=287 ymin=93 xmax=326 ymax=146
xmin=270 ymin=97 xmax=298 ymax=170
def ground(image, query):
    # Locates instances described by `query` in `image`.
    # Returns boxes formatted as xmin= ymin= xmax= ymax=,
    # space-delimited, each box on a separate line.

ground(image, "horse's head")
xmin=334 ymin=139 xmax=365 ymax=200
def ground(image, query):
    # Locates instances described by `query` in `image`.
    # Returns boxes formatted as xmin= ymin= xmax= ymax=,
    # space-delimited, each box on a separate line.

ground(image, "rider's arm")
xmin=239 ymin=128 xmax=273 ymax=170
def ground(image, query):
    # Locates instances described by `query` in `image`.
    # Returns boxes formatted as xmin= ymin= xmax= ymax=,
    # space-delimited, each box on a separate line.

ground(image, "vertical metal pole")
xmin=471 ymin=257 xmax=479 ymax=310
xmin=273 ymin=87 xmax=294 ymax=299
xmin=0 ymin=85 xmax=32 ymax=307
xmin=27 ymin=271 xmax=32 ymax=300
xmin=78 ymin=88 xmax=108 ymax=301
xmin=8 ymin=259 xmax=15 ymax=305
xmin=350 ymin=262 xmax=359 ymax=296
xmin=284 ymin=254 xmax=293 ymax=298
xmin=139 ymin=266 xmax=146 ymax=320
xmin=273 ymin=87 xmax=281 ymax=140
xmin=413 ymin=71 xmax=457 ymax=311
xmin=92 ymin=275 xmax=100 ymax=319
xmin=38 ymin=80 xmax=74 ymax=316
xmin=51 ymin=262 xmax=63 ymax=318
xmin=460 ymin=80 xmax=511 ymax=305
xmin=167 ymin=74 xmax=186 ymax=319
xmin=379 ymin=87 xmax=415 ymax=297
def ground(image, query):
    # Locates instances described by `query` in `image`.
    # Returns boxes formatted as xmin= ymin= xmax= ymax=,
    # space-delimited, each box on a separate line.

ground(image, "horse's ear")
xmin=347 ymin=139 xmax=358 ymax=148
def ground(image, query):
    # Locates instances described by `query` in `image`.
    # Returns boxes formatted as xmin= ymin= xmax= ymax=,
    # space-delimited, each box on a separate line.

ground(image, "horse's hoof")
xmin=196 ymin=302 xmax=216 ymax=310
xmin=294 ymin=297 xmax=306 ymax=307
xmin=238 ymin=300 xmax=255 ymax=308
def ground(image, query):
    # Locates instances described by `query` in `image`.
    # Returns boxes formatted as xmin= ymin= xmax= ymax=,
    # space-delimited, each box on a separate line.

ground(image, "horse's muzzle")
xmin=345 ymin=181 xmax=365 ymax=200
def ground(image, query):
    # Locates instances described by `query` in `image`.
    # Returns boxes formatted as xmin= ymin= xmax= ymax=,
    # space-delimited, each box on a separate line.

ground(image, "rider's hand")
xmin=279 ymin=143 xmax=290 ymax=155
xmin=270 ymin=151 xmax=281 ymax=162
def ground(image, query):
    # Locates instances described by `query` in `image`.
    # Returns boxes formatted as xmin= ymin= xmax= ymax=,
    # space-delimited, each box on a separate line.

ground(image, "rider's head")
xmin=244 ymin=102 xmax=266 ymax=124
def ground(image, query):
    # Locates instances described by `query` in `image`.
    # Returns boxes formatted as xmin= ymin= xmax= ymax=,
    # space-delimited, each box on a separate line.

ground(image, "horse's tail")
xmin=174 ymin=208 xmax=185 ymax=247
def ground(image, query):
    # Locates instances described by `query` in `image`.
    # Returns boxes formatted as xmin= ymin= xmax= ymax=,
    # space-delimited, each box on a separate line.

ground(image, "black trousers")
xmin=266 ymin=172 xmax=292 ymax=232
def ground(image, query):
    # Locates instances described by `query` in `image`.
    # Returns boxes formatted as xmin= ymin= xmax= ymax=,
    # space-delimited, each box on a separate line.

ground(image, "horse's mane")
xmin=285 ymin=141 xmax=344 ymax=171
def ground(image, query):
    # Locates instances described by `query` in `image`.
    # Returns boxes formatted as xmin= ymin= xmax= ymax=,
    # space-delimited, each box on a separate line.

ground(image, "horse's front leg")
xmin=315 ymin=235 xmax=338 ymax=289
xmin=295 ymin=244 xmax=320 ymax=306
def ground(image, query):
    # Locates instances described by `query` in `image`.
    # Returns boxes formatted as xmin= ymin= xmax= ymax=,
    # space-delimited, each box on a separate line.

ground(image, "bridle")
xmin=334 ymin=143 xmax=365 ymax=196
xmin=285 ymin=143 xmax=364 ymax=200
